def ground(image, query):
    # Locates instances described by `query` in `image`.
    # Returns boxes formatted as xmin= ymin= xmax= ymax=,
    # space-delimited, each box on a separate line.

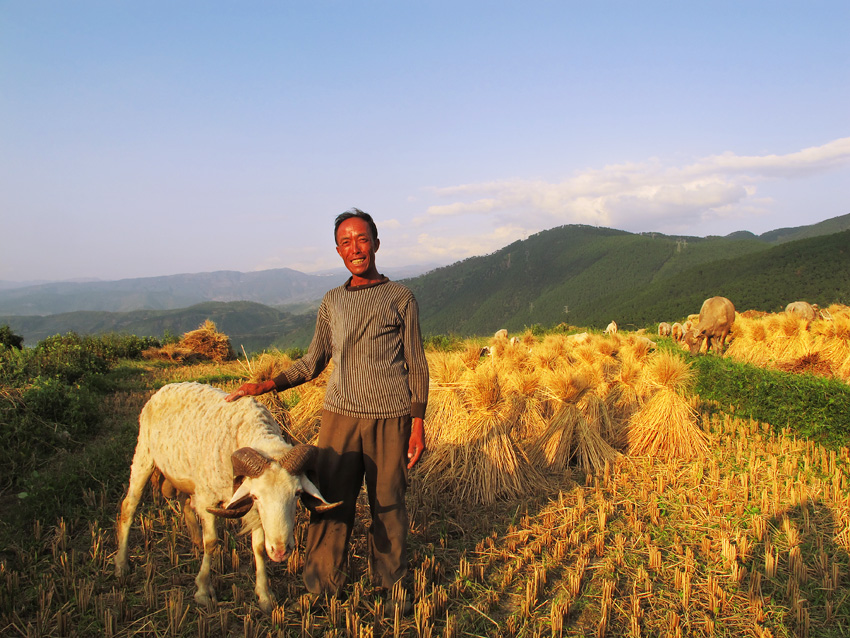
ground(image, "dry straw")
xmin=627 ymin=352 xmax=708 ymax=460
xmin=726 ymin=304 xmax=850 ymax=383
xmin=417 ymin=364 xmax=546 ymax=505
xmin=179 ymin=320 xmax=236 ymax=362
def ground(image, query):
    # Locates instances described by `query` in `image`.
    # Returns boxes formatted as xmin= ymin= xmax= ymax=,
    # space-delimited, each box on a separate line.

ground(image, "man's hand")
xmin=407 ymin=417 xmax=425 ymax=469
xmin=225 ymin=380 xmax=277 ymax=402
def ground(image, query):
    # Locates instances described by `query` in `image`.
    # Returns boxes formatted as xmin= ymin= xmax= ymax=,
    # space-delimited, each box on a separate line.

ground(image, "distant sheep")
xmin=494 ymin=329 xmax=508 ymax=340
xmin=785 ymin=301 xmax=816 ymax=321
xmin=567 ymin=332 xmax=591 ymax=345
xmin=115 ymin=382 xmax=339 ymax=612
xmin=603 ymin=321 xmax=618 ymax=335
xmin=671 ymin=322 xmax=684 ymax=341
xmin=658 ymin=322 xmax=672 ymax=337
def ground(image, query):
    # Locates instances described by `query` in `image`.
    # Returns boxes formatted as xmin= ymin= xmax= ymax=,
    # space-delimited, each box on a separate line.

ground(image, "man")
xmin=226 ymin=208 xmax=428 ymax=608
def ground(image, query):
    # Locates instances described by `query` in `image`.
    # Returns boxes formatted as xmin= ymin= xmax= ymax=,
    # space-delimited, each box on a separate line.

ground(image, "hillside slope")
xmin=405 ymin=225 xmax=770 ymax=335
xmin=588 ymin=229 xmax=850 ymax=327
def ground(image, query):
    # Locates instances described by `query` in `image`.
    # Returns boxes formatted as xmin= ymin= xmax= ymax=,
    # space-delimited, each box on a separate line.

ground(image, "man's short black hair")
xmin=334 ymin=208 xmax=379 ymax=245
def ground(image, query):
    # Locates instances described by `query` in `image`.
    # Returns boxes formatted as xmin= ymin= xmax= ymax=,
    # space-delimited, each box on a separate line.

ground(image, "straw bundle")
xmin=429 ymin=351 xmax=470 ymax=385
xmin=528 ymin=367 xmax=620 ymax=474
xmin=458 ymin=343 xmax=487 ymax=370
xmin=529 ymin=335 xmax=570 ymax=371
xmin=725 ymin=305 xmax=850 ymax=382
xmin=504 ymin=369 xmax=548 ymax=441
xmin=641 ymin=351 xmax=695 ymax=394
xmin=246 ymin=351 xmax=297 ymax=439
xmin=528 ymin=403 xmax=580 ymax=472
xmin=627 ymin=387 xmax=708 ymax=460
xmin=417 ymin=365 xmax=545 ymax=505
xmin=285 ymin=370 xmax=330 ymax=443
xmin=579 ymin=391 xmax=620 ymax=450
xmin=179 ymin=320 xmax=235 ymax=362
xmin=424 ymin=385 xmax=467 ymax=447
xmin=142 ymin=343 xmax=204 ymax=363
xmin=605 ymin=357 xmax=643 ymax=421
xmin=418 ymin=401 xmax=543 ymax=505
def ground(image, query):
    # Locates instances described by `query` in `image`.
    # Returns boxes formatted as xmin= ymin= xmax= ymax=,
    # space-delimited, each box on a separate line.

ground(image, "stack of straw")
xmin=178 ymin=320 xmax=236 ymax=362
xmin=627 ymin=352 xmax=708 ymax=460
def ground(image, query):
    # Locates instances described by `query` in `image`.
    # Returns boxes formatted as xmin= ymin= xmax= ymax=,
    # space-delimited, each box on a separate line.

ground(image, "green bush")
xmin=423 ymin=334 xmax=466 ymax=351
xmin=0 ymin=324 xmax=23 ymax=349
xmin=0 ymin=378 xmax=102 ymax=486
xmin=27 ymin=333 xmax=110 ymax=383
xmin=82 ymin=333 xmax=161 ymax=361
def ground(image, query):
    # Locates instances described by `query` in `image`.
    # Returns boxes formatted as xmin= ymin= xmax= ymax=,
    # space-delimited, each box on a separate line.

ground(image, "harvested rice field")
xmin=1 ymin=328 xmax=849 ymax=637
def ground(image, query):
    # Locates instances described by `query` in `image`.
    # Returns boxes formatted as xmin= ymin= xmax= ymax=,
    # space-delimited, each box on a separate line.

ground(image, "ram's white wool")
xmin=115 ymin=382 xmax=331 ymax=613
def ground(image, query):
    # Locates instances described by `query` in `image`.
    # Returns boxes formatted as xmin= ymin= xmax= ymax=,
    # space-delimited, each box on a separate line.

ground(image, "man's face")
xmin=335 ymin=217 xmax=380 ymax=279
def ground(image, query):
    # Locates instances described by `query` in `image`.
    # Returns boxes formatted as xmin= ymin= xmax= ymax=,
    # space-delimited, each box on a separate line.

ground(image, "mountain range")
xmin=2 ymin=213 xmax=848 ymax=349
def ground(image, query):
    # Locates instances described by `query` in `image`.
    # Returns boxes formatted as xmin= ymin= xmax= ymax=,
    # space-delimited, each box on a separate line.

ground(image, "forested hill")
xmin=588 ymin=229 xmax=850 ymax=327
xmin=405 ymin=226 xmax=850 ymax=336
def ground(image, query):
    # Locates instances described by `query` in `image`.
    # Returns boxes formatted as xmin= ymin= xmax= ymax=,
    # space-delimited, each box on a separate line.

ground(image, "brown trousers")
xmin=303 ymin=410 xmax=411 ymax=595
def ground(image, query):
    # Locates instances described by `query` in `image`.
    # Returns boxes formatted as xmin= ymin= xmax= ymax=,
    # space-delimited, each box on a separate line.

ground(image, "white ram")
xmin=115 ymin=382 xmax=339 ymax=612
xmin=603 ymin=321 xmax=618 ymax=335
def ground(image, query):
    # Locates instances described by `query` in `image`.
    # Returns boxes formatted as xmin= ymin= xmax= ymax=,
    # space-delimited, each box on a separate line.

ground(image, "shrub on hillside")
xmin=0 ymin=332 xmax=111 ymax=385
xmin=0 ymin=378 xmax=102 ymax=486
xmin=0 ymin=324 xmax=24 ymax=349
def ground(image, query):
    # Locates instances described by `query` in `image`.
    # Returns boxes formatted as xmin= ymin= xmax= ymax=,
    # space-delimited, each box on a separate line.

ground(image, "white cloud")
xmin=422 ymin=137 xmax=850 ymax=235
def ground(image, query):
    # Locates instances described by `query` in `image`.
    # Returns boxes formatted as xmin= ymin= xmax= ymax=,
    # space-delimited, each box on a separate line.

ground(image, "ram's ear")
xmin=299 ymin=475 xmax=342 ymax=513
xmin=206 ymin=481 xmax=254 ymax=519
xmin=227 ymin=481 xmax=252 ymax=507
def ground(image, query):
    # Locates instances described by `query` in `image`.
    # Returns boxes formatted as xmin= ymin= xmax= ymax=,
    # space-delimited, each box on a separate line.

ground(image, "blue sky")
xmin=1 ymin=1 xmax=848 ymax=282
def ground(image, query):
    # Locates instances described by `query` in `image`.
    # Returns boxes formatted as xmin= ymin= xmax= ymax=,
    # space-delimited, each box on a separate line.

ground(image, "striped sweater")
xmin=272 ymin=277 xmax=429 ymax=420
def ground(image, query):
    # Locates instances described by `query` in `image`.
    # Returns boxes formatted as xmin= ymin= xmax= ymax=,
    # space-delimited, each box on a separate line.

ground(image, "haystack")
xmin=528 ymin=403 xmax=580 ymax=472
xmin=417 ymin=365 xmax=545 ymax=505
xmin=503 ymin=368 xmax=548 ymax=442
xmin=627 ymin=388 xmax=708 ymax=460
xmin=604 ymin=356 xmax=643 ymax=429
xmin=141 ymin=343 xmax=204 ymax=363
xmin=529 ymin=367 xmax=620 ymax=474
xmin=626 ymin=352 xmax=708 ymax=460
xmin=573 ymin=402 xmax=621 ymax=473
xmin=245 ymin=351 xmax=297 ymax=441
xmin=179 ymin=320 xmax=235 ymax=362
xmin=284 ymin=366 xmax=332 ymax=443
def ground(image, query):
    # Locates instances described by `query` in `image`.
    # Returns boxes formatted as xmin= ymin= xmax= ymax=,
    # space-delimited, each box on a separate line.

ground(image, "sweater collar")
xmin=345 ymin=275 xmax=389 ymax=291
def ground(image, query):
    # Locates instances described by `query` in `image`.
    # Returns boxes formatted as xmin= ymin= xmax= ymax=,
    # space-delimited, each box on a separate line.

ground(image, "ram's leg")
xmin=180 ymin=494 xmax=202 ymax=548
xmin=115 ymin=449 xmax=155 ymax=578
xmin=251 ymin=528 xmax=275 ymax=613
xmin=194 ymin=510 xmax=219 ymax=608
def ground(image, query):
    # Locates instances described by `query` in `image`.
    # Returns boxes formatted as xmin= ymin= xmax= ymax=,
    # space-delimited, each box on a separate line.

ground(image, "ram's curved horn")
xmin=231 ymin=447 xmax=270 ymax=478
xmin=279 ymin=444 xmax=318 ymax=476
xmin=206 ymin=494 xmax=254 ymax=519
